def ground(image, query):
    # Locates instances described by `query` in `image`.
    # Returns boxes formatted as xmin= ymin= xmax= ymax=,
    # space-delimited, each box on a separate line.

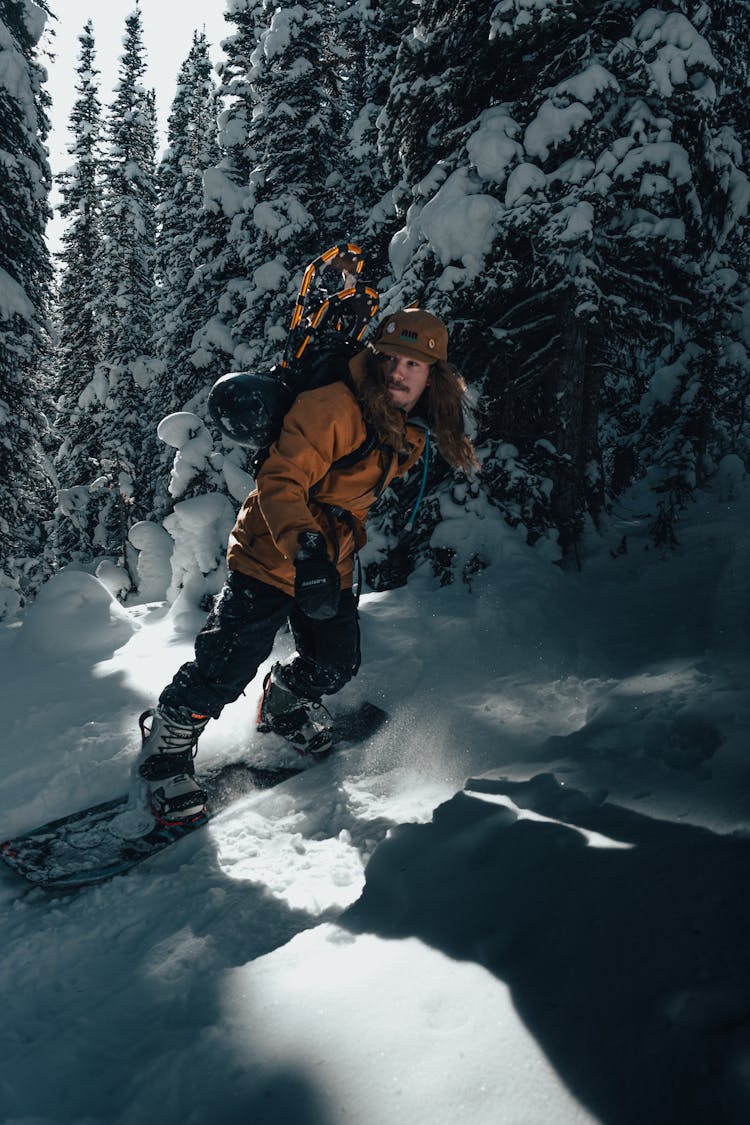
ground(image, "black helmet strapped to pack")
xmin=207 ymin=371 xmax=294 ymax=449
xmin=208 ymin=242 xmax=379 ymax=451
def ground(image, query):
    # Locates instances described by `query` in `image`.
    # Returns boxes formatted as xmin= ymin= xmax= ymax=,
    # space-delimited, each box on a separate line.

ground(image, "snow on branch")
xmin=633 ymin=9 xmax=719 ymax=102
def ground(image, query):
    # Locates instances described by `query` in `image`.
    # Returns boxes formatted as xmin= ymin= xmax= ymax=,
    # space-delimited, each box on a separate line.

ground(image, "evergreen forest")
xmin=1 ymin=0 xmax=748 ymax=617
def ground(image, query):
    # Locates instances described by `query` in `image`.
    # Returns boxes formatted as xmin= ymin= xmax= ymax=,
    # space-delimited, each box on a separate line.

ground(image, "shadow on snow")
xmin=340 ymin=772 xmax=750 ymax=1125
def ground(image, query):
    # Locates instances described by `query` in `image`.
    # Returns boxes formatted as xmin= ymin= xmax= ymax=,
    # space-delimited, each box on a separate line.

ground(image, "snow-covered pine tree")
xmin=365 ymin=0 xmax=522 ymax=588
xmin=191 ymin=0 xmax=264 ymax=382
xmin=371 ymin=0 xmax=750 ymax=577
xmin=377 ymin=0 xmax=638 ymax=566
xmin=473 ymin=0 xmax=642 ymax=558
xmin=484 ymin=1 xmax=750 ymax=550
xmin=152 ymin=32 xmax=221 ymax=417
xmin=334 ymin=0 xmax=414 ymax=283
xmin=199 ymin=0 xmax=372 ymax=369
xmin=708 ymin=0 xmax=750 ymax=491
xmin=151 ymin=43 xmax=200 ymax=425
xmin=708 ymin=0 xmax=750 ymax=144
xmin=149 ymin=31 xmax=225 ymax=514
xmin=226 ymin=0 xmax=351 ymax=374
xmin=85 ymin=6 xmax=159 ymax=571
xmin=53 ymin=20 xmax=106 ymax=565
xmin=379 ymin=0 xmax=498 ymax=188
xmin=0 ymin=0 xmax=54 ymax=616
xmin=600 ymin=4 xmax=750 ymax=543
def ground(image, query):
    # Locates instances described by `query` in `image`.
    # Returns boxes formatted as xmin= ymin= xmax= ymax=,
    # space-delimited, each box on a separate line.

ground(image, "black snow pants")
xmin=159 ymin=569 xmax=360 ymax=719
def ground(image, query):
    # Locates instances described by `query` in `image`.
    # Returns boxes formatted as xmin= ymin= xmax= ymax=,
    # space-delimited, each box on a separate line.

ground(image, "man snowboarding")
xmin=138 ymin=306 xmax=478 ymax=823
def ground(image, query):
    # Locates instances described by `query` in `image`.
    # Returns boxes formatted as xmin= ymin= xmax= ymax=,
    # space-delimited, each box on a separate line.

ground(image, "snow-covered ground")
xmin=2 ymin=481 xmax=749 ymax=1124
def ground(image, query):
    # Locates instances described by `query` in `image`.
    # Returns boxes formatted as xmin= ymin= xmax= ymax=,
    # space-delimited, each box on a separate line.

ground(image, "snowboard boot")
xmin=256 ymin=663 xmax=333 ymax=758
xmin=138 ymin=705 xmax=209 ymax=824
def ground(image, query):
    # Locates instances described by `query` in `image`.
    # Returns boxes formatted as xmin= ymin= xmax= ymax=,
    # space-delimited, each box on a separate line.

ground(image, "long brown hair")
xmin=358 ymin=348 xmax=478 ymax=473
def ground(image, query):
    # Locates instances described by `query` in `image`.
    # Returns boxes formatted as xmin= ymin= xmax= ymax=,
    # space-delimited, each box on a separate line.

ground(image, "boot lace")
xmin=139 ymin=708 xmax=206 ymax=758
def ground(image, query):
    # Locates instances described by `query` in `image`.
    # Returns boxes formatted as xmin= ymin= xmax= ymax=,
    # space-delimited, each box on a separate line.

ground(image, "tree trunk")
xmin=547 ymin=295 xmax=604 ymax=561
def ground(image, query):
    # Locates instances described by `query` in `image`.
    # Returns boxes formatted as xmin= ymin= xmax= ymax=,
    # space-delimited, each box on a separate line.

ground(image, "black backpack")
xmin=208 ymin=243 xmax=379 ymax=473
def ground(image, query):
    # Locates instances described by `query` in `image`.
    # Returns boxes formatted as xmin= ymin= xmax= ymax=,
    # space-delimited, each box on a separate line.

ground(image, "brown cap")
xmin=371 ymin=307 xmax=449 ymax=365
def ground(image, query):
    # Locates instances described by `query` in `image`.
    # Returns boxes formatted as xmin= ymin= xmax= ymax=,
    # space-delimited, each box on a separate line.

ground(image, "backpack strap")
xmin=308 ymin=379 xmax=397 ymax=601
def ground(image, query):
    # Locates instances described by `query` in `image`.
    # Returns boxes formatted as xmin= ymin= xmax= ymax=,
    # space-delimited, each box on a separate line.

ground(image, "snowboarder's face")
xmin=384 ymin=354 xmax=431 ymax=413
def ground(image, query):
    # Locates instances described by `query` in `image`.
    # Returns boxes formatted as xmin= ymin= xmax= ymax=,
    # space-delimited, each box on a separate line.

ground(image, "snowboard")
xmin=0 ymin=702 xmax=387 ymax=891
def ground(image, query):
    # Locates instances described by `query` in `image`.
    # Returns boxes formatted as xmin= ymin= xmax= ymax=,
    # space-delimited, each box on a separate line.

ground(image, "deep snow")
xmin=1 ymin=480 xmax=749 ymax=1125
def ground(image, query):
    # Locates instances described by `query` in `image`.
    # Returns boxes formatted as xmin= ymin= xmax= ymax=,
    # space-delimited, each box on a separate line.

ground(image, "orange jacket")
xmin=227 ymin=351 xmax=427 ymax=594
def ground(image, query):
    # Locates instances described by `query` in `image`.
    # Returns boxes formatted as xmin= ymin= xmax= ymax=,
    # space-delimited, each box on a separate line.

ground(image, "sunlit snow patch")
xmin=18 ymin=569 xmax=136 ymax=659
xmin=221 ymin=925 xmax=599 ymax=1125
xmin=465 ymin=787 xmax=634 ymax=850
xmin=209 ymin=789 xmax=366 ymax=913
